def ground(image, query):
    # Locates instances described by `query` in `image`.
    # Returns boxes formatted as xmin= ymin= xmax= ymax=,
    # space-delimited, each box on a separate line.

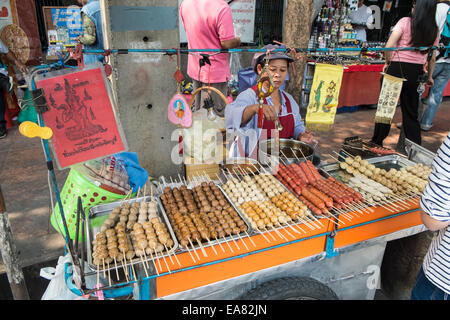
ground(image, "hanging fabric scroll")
xmin=305 ymin=63 xmax=344 ymax=131
xmin=374 ymin=73 xmax=404 ymax=124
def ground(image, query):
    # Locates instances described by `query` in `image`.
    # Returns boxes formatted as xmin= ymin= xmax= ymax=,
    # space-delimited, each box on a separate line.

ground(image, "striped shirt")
xmin=420 ymin=132 xmax=450 ymax=294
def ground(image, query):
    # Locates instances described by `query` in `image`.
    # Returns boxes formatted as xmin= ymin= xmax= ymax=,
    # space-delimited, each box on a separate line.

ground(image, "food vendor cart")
xmin=60 ymin=138 xmax=434 ymax=301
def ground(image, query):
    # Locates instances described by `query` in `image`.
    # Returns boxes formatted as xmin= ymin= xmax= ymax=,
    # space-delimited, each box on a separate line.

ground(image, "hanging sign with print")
xmin=374 ymin=73 xmax=404 ymax=124
xmin=305 ymin=63 xmax=344 ymax=131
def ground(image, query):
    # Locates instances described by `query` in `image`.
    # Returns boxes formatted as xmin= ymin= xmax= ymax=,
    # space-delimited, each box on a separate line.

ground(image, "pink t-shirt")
xmin=180 ymin=0 xmax=236 ymax=83
xmin=391 ymin=17 xmax=439 ymax=65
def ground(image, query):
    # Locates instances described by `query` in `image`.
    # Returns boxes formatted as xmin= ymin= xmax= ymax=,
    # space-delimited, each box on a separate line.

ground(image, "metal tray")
xmin=85 ymin=196 xmax=179 ymax=272
xmin=156 ymin=178 xmax=254 ymax=253
xmin=256 ymin=171 xmax=325 ymax=228
xmin=318 ymin=154 xmax=417 ymax=177
xmin=405 ymin=138 xmax=436 ymax=166
xmin=269 ymin=167 xmax=350 ymax=223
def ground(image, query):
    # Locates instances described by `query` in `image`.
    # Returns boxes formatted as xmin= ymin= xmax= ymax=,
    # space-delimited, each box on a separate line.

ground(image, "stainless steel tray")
xmin=157 ymin=178 xmax=254 ymax=253
xmin=319 ymin=155 xmax=418 ymax=206
xmin=85 ymin=196 xmax=179 ymax=272
xmin=405 ymin=138 xmax=436 ymax=166
xmin=319 ymin=154 xmax=417 ymax=176
xmin=219 ymin=170 xmax=326 ymax=236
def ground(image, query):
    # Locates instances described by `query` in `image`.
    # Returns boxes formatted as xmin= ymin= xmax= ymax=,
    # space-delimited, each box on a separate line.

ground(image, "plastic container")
xmin=51 ymin=168 xmax=132 ymax=240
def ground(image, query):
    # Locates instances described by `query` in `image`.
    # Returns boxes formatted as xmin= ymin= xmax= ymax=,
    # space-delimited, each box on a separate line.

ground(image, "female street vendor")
xmin=225 ymin=44 xmax=317 ymax=158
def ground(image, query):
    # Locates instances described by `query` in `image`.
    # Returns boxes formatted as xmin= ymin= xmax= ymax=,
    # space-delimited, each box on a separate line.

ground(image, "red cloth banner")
xmin=36 ymin=67 xmax=126 ymax=168
xmin=338 ymin=64 xmax=384 ymax=108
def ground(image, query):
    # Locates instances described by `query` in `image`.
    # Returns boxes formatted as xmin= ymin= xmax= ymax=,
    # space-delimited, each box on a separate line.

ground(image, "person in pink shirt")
xmin=371 ymin=0 xmax=439 ymax=148
xmin=180 ymin=0 xmax=241 ymax=117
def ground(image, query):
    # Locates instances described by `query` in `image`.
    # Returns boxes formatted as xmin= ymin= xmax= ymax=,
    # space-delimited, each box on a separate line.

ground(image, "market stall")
xmin=51 ymin=135 xmax=434 ymax=300
xmin=11 ymin=40 xmax=436 ymax=300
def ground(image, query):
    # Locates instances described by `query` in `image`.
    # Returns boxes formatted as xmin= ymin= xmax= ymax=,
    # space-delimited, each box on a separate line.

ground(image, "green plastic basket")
xmin=51 ymin=168 xmax=130 ymax=241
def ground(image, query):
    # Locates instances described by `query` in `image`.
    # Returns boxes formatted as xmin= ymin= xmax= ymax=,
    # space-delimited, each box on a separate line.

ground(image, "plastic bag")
xmin=229 ymin=53 xmax=242 ymax=83
xmin=181 ymin=108 xmax=225 ymax=163
xmin=40 ymin=255 xmax=81 ymax=300
xmin=73 ymin=155 xmax=132 ymax=195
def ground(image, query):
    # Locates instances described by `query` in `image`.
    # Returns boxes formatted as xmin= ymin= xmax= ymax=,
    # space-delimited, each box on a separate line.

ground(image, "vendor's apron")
xmin=229 ymin=87 xmax=295 ymax=158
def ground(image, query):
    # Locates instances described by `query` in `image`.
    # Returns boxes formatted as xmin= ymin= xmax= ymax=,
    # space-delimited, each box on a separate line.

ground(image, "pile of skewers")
xmin=219 ymin=166 xmax=325 ymax=242
xmin=339 ymin=171 xmax=416 ymax=213
xmin=272 ymin=154 xmax=368 ymax=224
xmin=326 ymin=151 xmax=422 ymax=213
xmin=160 ymin=175 xmax=253 ymax=263
xmin=91 ymin=186 xmax=180 ymax=286
xmin=336 ymin=151 xmax=429 ymax=194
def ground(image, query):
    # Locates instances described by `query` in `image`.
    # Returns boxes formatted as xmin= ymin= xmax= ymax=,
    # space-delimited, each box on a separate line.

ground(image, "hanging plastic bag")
xmin=181 ymin=108 xmax=225 ymax=163
xmin=229 ymin=53 xmax=241 ymax=95
xmin=40 ymin=255 xmax=82 ymax=300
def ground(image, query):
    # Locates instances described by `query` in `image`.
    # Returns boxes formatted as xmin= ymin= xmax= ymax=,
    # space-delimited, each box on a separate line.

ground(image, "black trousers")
xmin=371 ymin=61 xmax=424 ymax=146
xmin=0 ymin=74 xmax=9 ymax=129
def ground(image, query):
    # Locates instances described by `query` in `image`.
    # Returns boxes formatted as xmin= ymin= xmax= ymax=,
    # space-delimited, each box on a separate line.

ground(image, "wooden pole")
xmin=0 ymin=186 xmax=30 ymax=300
xmin=283 ymin=0 xmax=314 ymax=104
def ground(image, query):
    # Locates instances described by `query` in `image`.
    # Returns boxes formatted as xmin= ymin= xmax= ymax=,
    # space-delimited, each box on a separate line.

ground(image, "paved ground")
xmin=0 ymin=98 xmax=448 ymax=299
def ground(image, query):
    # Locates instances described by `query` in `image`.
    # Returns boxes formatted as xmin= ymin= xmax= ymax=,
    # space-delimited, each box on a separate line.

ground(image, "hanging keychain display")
xmin=256 ymin=51 xmax=275 ymax=128
xmin=168 ymin=49 xmax=192 ymax=128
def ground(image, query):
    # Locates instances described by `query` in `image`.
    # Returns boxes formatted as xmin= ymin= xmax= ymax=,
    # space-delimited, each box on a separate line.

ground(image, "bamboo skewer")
xmin=236 ymin=233 xmax=250 ymax=251
xmin=229 ymin=236 xmax=241 ymax=250
xmin=189 ymin=239 xmax=201 ymax=261
xmin=284 ymin=221 xmax=302 ymax=234
xmin=256 ymin=229 xmax=271 ymax=243
xmin=107 ymin=262 xmax=111 ymax=287
xmin=296 ymin=217 xmax=315 ymax=230
xmin=206 ymin=237 xmax=219 ymax=255
xmin=224 ymin=238 xmax=234 ymax=252
xmin=120 ymin=250 xmax=129 ymax=282
xmin=96 ymin=264 xmax=100 ymax=289
xmin=148 ymin=250 xmax=160 ymax=276
xmin=139 ymin=255 xmax=149 ymax=278
xmin=165 ymin=244 xmax=178 ymax=266
xmin=244 ymin=231 xmax=257 ymax=247
xmin=113 ymin=257 xmax=120 ymax=281
xmin=277 ymin=223 xmax=296 ymax=239
xmin=196 ymin=239 xmax=208 ymax=257
xmin=214 ymin=236 xmax=226 ymax=253
xmin=159 ymin=251 xmax=171 ymax=273
xmin=273 ymin=227 xmax=288 ymax=241
xmin=263 ymin=227 xmax=279 ymax=241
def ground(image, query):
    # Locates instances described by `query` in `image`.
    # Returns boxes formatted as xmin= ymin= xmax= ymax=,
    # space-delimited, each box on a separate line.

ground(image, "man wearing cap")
xmin=180 ymin=0 xmax=241 ymax=117
xmin=225 ymin=44 xmax=316 ymax=157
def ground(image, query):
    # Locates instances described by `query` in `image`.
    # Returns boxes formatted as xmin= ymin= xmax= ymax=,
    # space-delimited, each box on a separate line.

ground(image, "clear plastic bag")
xmin=40 ymin=255 xmax=81 ymax=300
xmin=229 ymin=52 xmax=242 ymax=83
xmin=181 ymin=108 xmax=225 ymax=163
xmin=73 ymin=155 xmax=132 ymax=195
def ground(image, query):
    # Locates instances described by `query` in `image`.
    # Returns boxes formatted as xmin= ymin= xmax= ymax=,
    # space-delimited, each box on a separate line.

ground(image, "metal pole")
xmin=0 ymin=185 xmax=30 ymax=300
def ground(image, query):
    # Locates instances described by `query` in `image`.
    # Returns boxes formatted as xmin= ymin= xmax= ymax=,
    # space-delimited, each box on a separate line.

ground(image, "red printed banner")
xmin=36 ymin=67 xmax=126 ymax=168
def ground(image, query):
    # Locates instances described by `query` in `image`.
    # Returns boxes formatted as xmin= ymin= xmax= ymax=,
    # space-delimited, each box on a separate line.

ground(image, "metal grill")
xmin=34 ymin=0 xmax=79 ymax=50
xmin=253 ymin=0 xmax=285 ymax=45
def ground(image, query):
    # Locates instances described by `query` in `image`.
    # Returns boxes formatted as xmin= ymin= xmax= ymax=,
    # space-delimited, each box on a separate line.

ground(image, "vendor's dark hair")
xmin=410 ymin=0 xmax=438 ymax=47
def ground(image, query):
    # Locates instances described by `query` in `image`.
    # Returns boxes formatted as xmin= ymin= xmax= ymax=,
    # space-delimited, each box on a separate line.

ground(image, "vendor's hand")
xmin=383 ymin=63 xmax=389 ymax=73
xmin=260 ymin=104 xmax=278 ymax=123
xmin=427 ymin=77 xmax=434 ymax=87
xmin=298 ymin=131 xmax=317 ymax=146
